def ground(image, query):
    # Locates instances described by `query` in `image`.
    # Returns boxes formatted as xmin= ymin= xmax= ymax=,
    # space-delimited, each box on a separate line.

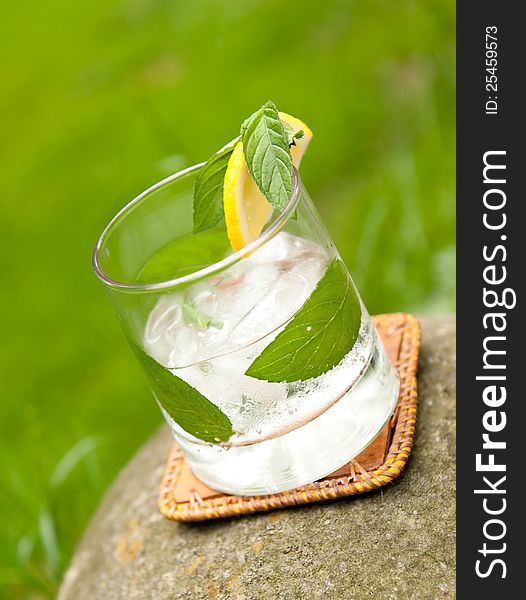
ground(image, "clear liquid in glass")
xmin=143 ymin=232 xmax=399 ymax=495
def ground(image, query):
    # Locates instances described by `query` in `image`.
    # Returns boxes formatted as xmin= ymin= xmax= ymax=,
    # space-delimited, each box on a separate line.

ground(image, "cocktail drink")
xmin=93 ymin=103 xmax=399 ymax=495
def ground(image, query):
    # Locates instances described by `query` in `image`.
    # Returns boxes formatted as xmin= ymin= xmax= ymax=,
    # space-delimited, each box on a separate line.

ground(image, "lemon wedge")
xmin=278 ymin=111 xmax=313 ymax=168
xmin=223 ymin=113 xmax=312 ymax=252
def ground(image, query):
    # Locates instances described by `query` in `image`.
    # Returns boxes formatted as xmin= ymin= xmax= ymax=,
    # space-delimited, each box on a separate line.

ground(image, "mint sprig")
xmin=192 ymin=101 xmax=304 ymax=234
xmin=241 ymin=101 xmax=293 ymax=213
xmin=282 ymin=121 xmax=304 ymax=145
xmin=193 ymin=137 xmax=239 ymax=234
xmin=245 ymin=259 xmax=362 ymax=382
xmin=133 ymin=343 xmax=234 ymax=443
xmin=183 ymin=302 xmax=223 ymax=330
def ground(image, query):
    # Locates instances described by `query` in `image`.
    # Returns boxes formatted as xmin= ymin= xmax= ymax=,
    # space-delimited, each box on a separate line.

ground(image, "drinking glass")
xmin=93 ymin=164 xmax=399 ymax=495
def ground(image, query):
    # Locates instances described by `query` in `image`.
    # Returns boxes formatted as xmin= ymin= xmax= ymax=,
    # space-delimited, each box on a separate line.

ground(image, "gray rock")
xmin=59 ymin=315 xmax=455 ymax=600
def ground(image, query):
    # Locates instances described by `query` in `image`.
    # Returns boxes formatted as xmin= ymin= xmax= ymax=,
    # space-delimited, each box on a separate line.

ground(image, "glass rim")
xmin=92 ymin=162 xmax=302 ymax=293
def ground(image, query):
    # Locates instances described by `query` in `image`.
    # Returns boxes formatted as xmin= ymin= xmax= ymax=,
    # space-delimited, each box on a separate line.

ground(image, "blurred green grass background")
xmin=0 ymin=0 xmax=455 ymax=597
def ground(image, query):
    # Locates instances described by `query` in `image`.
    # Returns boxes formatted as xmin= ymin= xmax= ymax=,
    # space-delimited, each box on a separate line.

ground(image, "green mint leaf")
xmin=282 ymin=121 xmax=304 ymax=145
xmin=136 ymin=229 xmax=230 ymax=284
xmin=183 ymin=303 xmax=211 ymax=328
xmin=291 ymin=129 xmax=304 ymax=142
xmin=132 ymin=343 xmax=234 ymax=443
xmin=183 ymin=302 xmax=223 ymax=330
xmin=193 ymin=137 xmax=239 ymax=233
xmin=241 ymin=101 xmax=293 ymax=212
xmin=245 ymin=259 xmax=362 ymax=382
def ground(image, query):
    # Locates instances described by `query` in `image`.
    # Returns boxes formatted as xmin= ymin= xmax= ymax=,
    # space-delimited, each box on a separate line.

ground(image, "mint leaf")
xmin=183 ymin=302 xmax=223 ymax=330
xmin=132 ymin=343 xmax=234 ymax=443
xmin=291 ymin=129 xmax=304 ymax=143
xmin=193 ymin=137 xmax=239 ymax=233
xmin=245 ymin=259 xmax=362 ymax=382
xmin=282 ymin=121 xmax=304 ymax=145
xmin=241 ymin=101 xmax=293 ymax=212
xmin=136 ymin=229 xmax=230 ymax=284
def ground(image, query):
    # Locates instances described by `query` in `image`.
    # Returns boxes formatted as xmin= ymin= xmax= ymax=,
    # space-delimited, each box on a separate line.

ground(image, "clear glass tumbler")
xmin=93 ymin=164 xmax=399 ymax=495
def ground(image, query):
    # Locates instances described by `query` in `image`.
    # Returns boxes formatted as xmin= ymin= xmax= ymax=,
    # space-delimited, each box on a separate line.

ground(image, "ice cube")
xmin=248 ymin=232 xmax=293 ymax=263
xmin=143 ymin=232 xmax=329 ymax=380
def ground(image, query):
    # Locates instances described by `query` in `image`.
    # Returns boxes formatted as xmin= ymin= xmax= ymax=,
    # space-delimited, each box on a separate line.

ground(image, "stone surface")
xmin=59 ymin=315 xmax=456 ymax=600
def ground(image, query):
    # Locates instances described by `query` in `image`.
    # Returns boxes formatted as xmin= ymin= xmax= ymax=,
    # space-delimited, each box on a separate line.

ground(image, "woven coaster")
xmin=158 ymin=313 xmax=420 ymax=522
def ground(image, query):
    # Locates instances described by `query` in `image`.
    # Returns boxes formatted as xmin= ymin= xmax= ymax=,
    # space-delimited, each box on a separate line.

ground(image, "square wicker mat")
xmin=158 ymin=312 xmax=420 ymax=522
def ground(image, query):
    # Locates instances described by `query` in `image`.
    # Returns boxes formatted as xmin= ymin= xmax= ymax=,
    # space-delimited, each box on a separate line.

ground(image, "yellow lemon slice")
xmin=223 ymin=113 xmax=313 ymax=252
xmin=278 ymin=111 xmax=313 ymax=168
